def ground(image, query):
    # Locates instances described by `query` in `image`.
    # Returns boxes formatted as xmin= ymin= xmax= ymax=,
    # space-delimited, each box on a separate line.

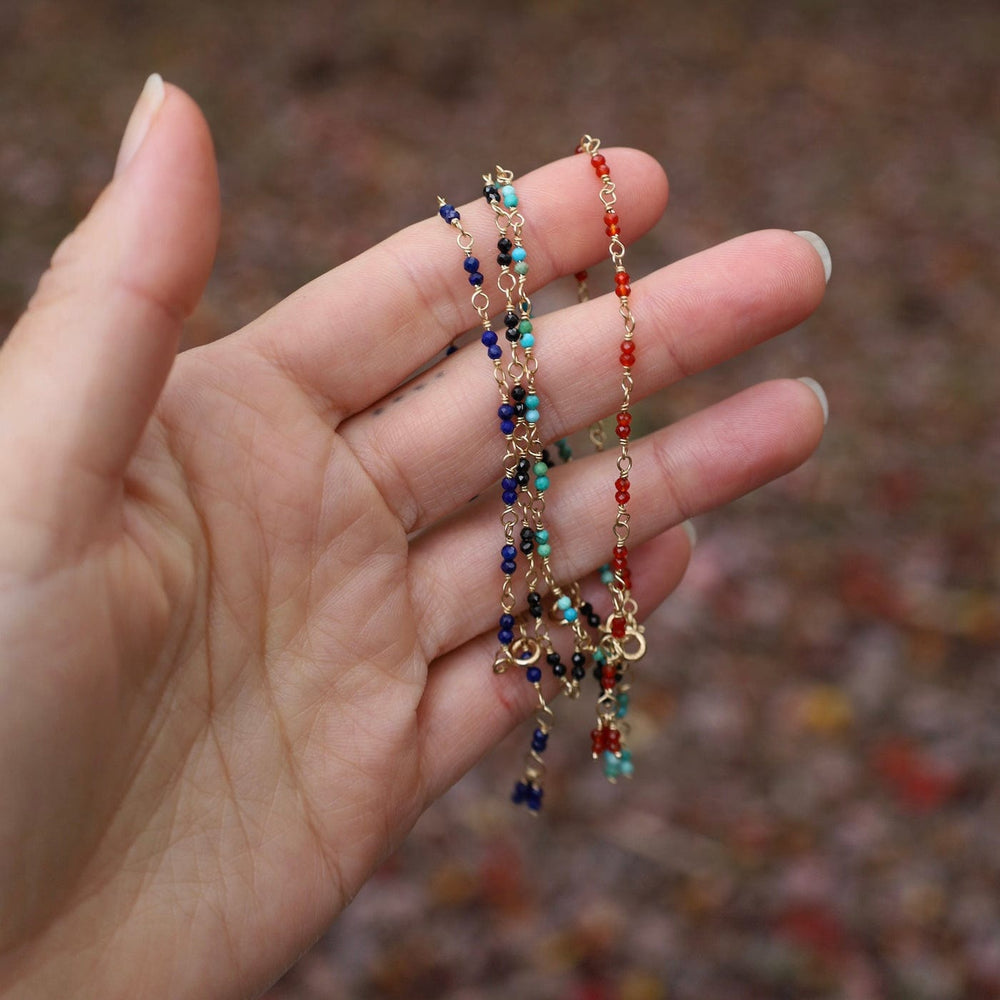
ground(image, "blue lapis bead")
xmin=501 ymin=490 xmax=517 ymax=506
xmin=501 ymin=544 xmax=517 ymax=560
xmin=438 ymin=203 xmax=459 ymax=222
xmin=512 ymin=781 xmax=529 ymax=804
xmin=531 ymin=737 xmax=547 ymax=753
xmin=512 ymin=246 xmax=527 ymax=263
xmin=526 ymin=666 xmax=542 ymax=684
xmin=498 ymin=629 xmax=514 ymax=644
xmin=498 ymin=404 xmax=515 ymax=420
xmin=500 ymin=420 xmax=515 ymax=436
xmin=445 ymin=345 xmax=458 ymax=355
xmin=482 ymin=330 xmax=498 ymax=346
xmin=501 ymin=559 xmax=517 ymax=574
xmin=526 ymin=786 xmax=543 ymax=811
xmin=500 ymin=613 xmax=515 ymax=629
xmin=464 ymin=256 xmax=480 ymax=273
xmin=501 ymin=476 xmax=517 ymax=491
xmin=468 ymin=272 xmax=484 ymax=286
xmin=487 ymin=345 xmax=503 ymax=360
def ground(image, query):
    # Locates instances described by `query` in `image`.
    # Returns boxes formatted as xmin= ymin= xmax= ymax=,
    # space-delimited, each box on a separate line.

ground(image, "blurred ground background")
xmin=3 ymin=1 xmax=1000 ymax=997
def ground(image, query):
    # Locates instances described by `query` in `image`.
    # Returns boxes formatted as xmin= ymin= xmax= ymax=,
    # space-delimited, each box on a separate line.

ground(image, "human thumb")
xmin=0 ymin=75 xmax=220 ymax=553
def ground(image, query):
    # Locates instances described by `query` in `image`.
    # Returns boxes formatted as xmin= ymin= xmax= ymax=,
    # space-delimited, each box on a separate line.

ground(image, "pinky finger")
xmin=415 ymin=522 xmax=694 ymax=806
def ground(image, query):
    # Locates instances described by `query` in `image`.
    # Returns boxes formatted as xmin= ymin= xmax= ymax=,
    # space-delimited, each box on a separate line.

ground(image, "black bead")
xmin=504 ymin=311 xmax=520 ymax=328
xmin=519 ymin=540 xmax=534 ymax=554
xmin=593 ymin=665 xmax=602 ymax=681
xmin=571 ymin=665 xmax=586 ymax=681
xmin=527 ymin=590 xmax=541 ymax=605
xmin=529 ymin=605 xmax=543 ymax=618
xmin=497 ymin=253 xmax=513 ymax=267
xmin=520 ymin=527 xmax=535 ymax=540
xmin=580 ymin=602 xmax=593 ymax=617
xmin=518 ymin=457 xmax=531 ymax=473
xmin=553 ymin=662 xmax=567 ymax=678
xmin=572 ymin=651 xmax=586 ymax=667
xmin=513 ymin=402 xmax=527 ymax=417
xmin=505 ymin=328 xmax=521 ymax=343
xmin=497 ymin=237 xmax=513 ymax=253
xmin=515 ymin=471 xmax=529 ymax=487
xmin=484 ymin=184 xmax=500 ymax=203
xmin=588 ymin=614 xmax=602 ymax=628
xmin=511 ymin=385 xmax=527 ymax=402
xmin=546 ymin=652 xmax=561 ymax=666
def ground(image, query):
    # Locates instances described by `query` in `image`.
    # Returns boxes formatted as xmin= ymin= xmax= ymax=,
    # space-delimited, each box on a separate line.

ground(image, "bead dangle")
xmin=436 ymin=135 xmax=647 ymax=808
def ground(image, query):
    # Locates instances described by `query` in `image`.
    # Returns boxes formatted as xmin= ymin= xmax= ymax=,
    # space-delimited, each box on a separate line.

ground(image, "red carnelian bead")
xmin=615 ymin=477 xmax=629 ymax=491
xmin=596 ymin=164 xmax=611 ymax=177
xmin=590 ymin=153 xmax=606 ymax=167
xmin=616 ymin=490 xmax=630 ymax=504
xmin=620 ymin=354 xmax=634 ymax=366
xmin=620 ymin=340 xmax=635 ymax=353
xmin=615 ymin=283 xmax=631 ymax=298
xmin=618 ymin=412 xmax=632 ymax=423
xmin=616 ymin=424 xmax=631 ymax=438
xmin=606 ymin=224 xmax=620 ymax=237
xmin=615 ymin=271 xmax=631 ymax=285
xmin=603 ymin=211 xmax=619 ymax=227
xmin=574 ymin=270 xmax=589 ymax=282
xmin=611 ymin=617 xmax=627 ymax=638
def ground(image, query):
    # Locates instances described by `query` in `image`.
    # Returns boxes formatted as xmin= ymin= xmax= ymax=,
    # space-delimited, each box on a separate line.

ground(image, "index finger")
xmin=239 ymin=148 xmax=669 ymax=420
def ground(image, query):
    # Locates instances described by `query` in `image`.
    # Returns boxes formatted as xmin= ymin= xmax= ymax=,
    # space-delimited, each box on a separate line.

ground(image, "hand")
xmin=0 ymin=78 xmax=829 ymax=998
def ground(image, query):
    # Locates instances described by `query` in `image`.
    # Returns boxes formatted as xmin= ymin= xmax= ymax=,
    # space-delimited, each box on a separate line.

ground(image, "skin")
xmin=0 ymin=83 xmax=828 ymax=998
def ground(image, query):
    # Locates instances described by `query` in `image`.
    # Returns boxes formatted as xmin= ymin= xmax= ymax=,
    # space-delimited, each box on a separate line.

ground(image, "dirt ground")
xmin=3 ymin=1 xmax=1000 ymax=997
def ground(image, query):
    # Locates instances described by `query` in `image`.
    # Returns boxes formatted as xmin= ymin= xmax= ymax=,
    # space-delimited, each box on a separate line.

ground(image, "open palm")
xmin=0 ymin=83 xmax=828 ymax=998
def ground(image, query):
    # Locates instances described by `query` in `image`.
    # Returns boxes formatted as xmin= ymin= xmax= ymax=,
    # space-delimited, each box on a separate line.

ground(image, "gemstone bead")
xmin=501 ymin=489 xmax=517 ymax=505
xmin=498 ymin=629 xmax=514 ymax=644
xmin=518 ymin=319 xmax=533 ymax=336
xmin=482 ymin=330 xmax=498 ymax=347
xmin=464 ymin=256 xmax=481 ymax=273
xmin=484 ymin=185 xmax=500 ymax=203
xmin=511 ymin=247 xmax=527 ymax=263
xmin=521 ymin=333 xmax=535 ymax=349
xmin=556 ymin=595 xmax=572 ymax=611
xmin=537 ymin=543 xmax=552 ymax=558
xmin=501 ymin=559 xmax=517 ymax=574
xmin=514 ymin=262 xmax=529 ymax=275
xmin=526 ymin=666 xmax=542 ymax=683
xmin=511 ymin=385 xmax=527 ymax=402
xmin=535 ymin=476 xmax=549 ymax=492
xmin=564 ymin=607 xmax=578 ymax=623
xmin=500 ymin=421 xmax=515 ymax=436
xmin=468 ymin=272 xmax=484 ymax=286
xmin=615 ymin=283 xmax=631 ymax=298
xmin=438 ymin=203 xmax=460 ymax=222
xmin=498 ymin=404 xmax=515 ymax=420
xmin=487 ymin=345 xmax=503 ymax=360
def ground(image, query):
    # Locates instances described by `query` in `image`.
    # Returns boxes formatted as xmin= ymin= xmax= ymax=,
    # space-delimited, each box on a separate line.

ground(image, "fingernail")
xmin=682 ymin=519 xmax=697 ymax=549
xmin=793 ymin=230 xmax=832 ymax=283
xmin=797 ymin=376 xmax=829 ymax=425
xmin=114 ymin=73 xmax=165 ymax=177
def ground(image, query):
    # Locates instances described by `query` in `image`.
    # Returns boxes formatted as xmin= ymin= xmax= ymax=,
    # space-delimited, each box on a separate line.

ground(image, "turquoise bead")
xmin=520 ymin=333 xmax=535 ymax=349
xmin=504 ymin=193 xmax=518 ymax=208
xmin=594 ymin=648 xmax=606 ymax=663
xmin=518 ymin=319 xmax=533 ymax=335
xmin=535 ymin=475 xmax=549 ymax=491
xmin=511 ymin=246 xmax=527 ymax=262
xmin=620 ymin=759 xmax=635 ymax=778
xmin=536 ymin=529 xmax=549 ymax=542
xmin=533 ymin=461 xmax=547 ymax=475
xmin=601 ymin=569 xmax=615 ymax=584
xmin=526 ymin=394 xmax=539 ymax=408
xmin=556 ymin=595 xmax=572 ymax=611
xmin=537 ymin=543 xmax=552 ymax=558
xmin=603 ymin=751 xmax=622 ymax=779
xmin=514 ymin=262 xmax=529 ymax=275
xmin=501 ymin=184 xmax=516 ymax=198
xmin=563 ymin=607 xmax=578 ymax=622
xmin=526 ymin=409 xmax=540 ymax=423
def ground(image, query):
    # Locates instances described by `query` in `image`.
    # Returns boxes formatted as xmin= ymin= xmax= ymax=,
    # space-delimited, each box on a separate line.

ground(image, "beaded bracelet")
xmin=574 ymin=135 xmax=646 ymax=782
xmin=435 ymin=136 xmax=646 ymax=807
